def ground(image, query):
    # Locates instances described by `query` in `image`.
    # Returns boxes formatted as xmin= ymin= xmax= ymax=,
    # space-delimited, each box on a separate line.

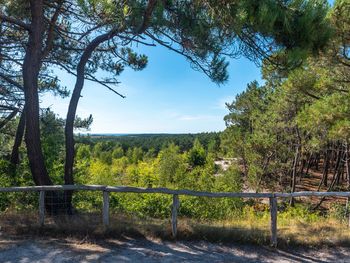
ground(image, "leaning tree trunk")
xmin=64 ymin=32 xmax=119 ymax=212
xmin=64 ymin=3 xmax=156 ymax=212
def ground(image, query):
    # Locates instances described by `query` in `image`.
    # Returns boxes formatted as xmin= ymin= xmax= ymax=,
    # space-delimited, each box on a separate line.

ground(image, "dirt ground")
xmin=0 ymin=237 xmax=349 ymax=263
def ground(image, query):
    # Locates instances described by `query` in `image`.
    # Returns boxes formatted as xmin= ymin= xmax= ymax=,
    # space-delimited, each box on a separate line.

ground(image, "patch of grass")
xmin=0 ymin=207 xmax=349 ymax=248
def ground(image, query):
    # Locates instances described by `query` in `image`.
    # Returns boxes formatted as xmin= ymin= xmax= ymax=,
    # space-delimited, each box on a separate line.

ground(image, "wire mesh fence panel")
xmin=37 ymin=190 xmax=105 ymax=232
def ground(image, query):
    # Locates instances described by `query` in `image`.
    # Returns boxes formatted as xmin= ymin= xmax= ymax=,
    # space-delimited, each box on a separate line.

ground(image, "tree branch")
xmin=134 ymin=0 xmax=158 ymax=34
xmin=0 ymin=108 xmax=19 ymax=130
xmin=42 ymin=0 xmax=64 ymax=58
xmin=0 ymin=73 xmax=24 ymax=91
xmin=0 ymin=13 xmax=31 ymax=31
xmin=85 ymin=73 xmax=125 ymax=98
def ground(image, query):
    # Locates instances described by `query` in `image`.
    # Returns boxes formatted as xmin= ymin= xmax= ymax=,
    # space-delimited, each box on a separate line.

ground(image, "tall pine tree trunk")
xmin=23 ymin=0 xmax=52 ymax=186
xmin=10 ymin=111 xmax=25 ymax=166
xmin=318 ymin=149 xmax=330 ymax=190
xmin=290 ymin=126 xmax=301 ymax=207
xmin=290 ymin=145 xmax=300 ymax=206
xmin=305 ymin=153 xmax=313 ymax=175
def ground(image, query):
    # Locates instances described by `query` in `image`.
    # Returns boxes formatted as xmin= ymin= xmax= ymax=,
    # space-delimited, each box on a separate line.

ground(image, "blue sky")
xmin=41 ymin=43 xmax=262 ymax=134
xmin=39 ymin=0 xmax=336 ymax=134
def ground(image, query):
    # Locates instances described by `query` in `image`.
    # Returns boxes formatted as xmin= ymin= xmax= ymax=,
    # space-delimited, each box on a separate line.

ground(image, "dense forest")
xmin=222 ymin=0 xmax=350 ymax=200
xmin=0 ymin=0 xmax=349 ymax=231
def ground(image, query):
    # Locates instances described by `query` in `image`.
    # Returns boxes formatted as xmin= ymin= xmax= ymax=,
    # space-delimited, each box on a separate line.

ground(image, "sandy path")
xmin=0 ymin=238 xmax=349 ymax=263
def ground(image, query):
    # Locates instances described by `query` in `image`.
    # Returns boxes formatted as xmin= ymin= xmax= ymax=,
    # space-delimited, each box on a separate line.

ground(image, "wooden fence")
xmin=0 ymin=185 xmax=350 ymax=247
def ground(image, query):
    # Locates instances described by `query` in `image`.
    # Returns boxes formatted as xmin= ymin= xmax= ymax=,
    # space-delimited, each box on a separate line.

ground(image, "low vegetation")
xmin=1 ymin=202 xmax=349 ymax=247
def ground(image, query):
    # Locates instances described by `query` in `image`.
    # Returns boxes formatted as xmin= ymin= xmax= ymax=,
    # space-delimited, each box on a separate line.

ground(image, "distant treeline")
xmin=75 ymin=133 xmax=221 ymax=154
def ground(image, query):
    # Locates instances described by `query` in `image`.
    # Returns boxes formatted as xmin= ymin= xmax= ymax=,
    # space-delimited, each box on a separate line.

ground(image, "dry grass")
xmin=0 ymin=209 xmax=349 ymax=248
xmin=277 ymin=218 xmax=350 ymax=247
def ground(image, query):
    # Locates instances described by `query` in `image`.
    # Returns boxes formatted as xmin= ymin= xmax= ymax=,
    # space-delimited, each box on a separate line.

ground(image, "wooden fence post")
xmin=103 ymin=191 xmax=110 ymax=227
xmin=39 ymin=190 xmax=45 ymax=226
xmin=269 ymin=195 xmax=277 ymax=247
xmin=171 ymin=194 xmax=180 ymax=238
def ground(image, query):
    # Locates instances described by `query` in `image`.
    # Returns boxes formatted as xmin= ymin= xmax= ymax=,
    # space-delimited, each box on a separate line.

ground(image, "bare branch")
xmin=85 ymin=73 xmax=125 ymax=98
xmin=145 ymin=31 xmax=212 ymax=79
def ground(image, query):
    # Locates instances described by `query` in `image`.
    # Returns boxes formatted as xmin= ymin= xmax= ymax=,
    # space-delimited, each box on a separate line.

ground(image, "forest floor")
xmin=294 ymin=169 xmax=349 ymax=208
xmin=1 ymin=236 xmax=350 ymax=262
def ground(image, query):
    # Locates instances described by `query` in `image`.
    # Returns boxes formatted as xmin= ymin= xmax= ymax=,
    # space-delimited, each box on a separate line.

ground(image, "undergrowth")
xmin=0 ymin=202 xmax=349 ymax=248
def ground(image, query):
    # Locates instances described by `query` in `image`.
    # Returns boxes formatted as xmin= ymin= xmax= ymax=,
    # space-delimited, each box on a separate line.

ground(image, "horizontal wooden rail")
xmin=0 ymin=185 xmax=349 ymax=198
xmin=275 ymin=191 xmax=350 ymax=198
xmin=1 ymin=184 xmax=349 ymax=247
